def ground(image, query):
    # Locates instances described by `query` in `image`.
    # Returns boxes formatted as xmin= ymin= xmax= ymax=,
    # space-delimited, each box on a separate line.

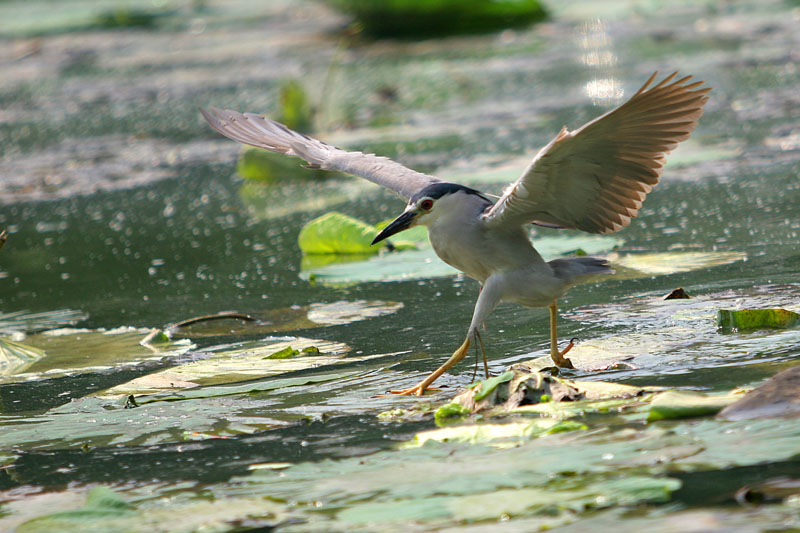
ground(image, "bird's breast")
xmin=427 ymin=218 xmax=547 ymax=284
xmin=430 ymin=234 xmax=489 ymax=282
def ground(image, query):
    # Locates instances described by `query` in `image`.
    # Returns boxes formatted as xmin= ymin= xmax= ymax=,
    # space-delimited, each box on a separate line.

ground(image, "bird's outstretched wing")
xmin=200 ymin=108 xmax=441 ymax=200
xmin=482 ymin=72 xmax=710 ymax=233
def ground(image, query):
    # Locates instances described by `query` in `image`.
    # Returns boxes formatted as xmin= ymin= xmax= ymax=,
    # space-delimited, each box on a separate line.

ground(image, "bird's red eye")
xmin=420 ymin=199 xmax=434 ymax=211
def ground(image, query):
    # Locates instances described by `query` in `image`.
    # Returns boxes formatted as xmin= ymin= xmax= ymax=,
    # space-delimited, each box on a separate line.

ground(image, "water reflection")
xmin=577 ymin=19 xmax=624 ymax=105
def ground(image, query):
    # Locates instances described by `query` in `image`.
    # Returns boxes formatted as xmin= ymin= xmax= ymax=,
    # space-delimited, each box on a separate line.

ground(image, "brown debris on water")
xmin=452 ymin=367 xmax=646 ymax=413
xmin=664 ymin=287 xmax=691 ymax=300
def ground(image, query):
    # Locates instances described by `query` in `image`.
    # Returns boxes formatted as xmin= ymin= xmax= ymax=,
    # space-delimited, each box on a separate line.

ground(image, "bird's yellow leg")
xmin=475 ymin=330 xmax=489 ymax=379
xmin=549 ymin=300 xmax=575 ymax=368
xmin=390 ymin=336 xmax=472 ymax=396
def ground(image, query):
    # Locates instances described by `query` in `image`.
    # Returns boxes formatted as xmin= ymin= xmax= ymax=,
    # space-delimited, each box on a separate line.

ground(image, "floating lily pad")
xmin=100 ymin=336 xmax=351 ymax=396
xmin=16 ymin=485 xmax=286 ymax=533
xmin=212 ymin=432 xmax=694 ymax=531
xmin=512 ymin=397 xmax=652 ymax=421
xmin=1 ymin=328 xmax=193 ymax=383
xmin=18 ymin=487 xmax=135 ymax=533
xmin=132 ymin=370 xmax=357 ymax=404
xmin=403 ymin=419 xmax=562 ymax=449
xmin=13 ymin=412 xmax=800 ymax=531
xmin=647 ymin=390 xmax=740 ymax=421
xmin=717 ymin=308 xmax=800 ymax=332
xmin=0 ymin=394 xmax=287 ymax=450
xmin=0 ymin=337 xmax=45 ymax=376
xmin=0 ymin=368 xmax=362 ymax=450
xmin=298 ymin=212 xmax=428 ymax=256
xmin=299 ymin=212 xmax=382 ymax=254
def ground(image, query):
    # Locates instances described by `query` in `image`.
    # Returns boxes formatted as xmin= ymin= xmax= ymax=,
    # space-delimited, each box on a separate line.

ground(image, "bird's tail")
xmin=548 ymin=256 xmax=614 ymax=285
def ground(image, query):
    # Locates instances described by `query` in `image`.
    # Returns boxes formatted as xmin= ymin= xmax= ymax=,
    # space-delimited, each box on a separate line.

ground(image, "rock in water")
xmin=718 ymin=366 xmax=800 ymax=420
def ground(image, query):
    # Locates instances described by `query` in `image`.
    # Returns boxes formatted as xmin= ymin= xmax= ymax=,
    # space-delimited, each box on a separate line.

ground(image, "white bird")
xmin=201 ymin=72 xmax=710 ymax=395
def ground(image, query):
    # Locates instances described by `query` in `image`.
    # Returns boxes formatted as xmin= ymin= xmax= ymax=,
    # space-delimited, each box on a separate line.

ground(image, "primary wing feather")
xmin=200 ymin=107 xmax=440 ymax=200
xmin=482 ymin=72 xmax=710 ymax=233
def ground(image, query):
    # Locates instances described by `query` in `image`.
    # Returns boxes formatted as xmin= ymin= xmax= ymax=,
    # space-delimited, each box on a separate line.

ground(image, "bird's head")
xmin=371 ymin=183 xmax=488 ymax=245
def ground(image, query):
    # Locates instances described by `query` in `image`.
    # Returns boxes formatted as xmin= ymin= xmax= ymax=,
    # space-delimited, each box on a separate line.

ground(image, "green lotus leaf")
xmin=717 ymin=308 xmax=800 ymax=332
xmin=647 ymin=390 xmax=740 ymax=421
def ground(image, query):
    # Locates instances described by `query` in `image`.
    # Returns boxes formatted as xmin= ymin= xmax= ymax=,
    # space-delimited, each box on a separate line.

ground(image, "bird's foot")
xmin=550 ymin=337 xmax=577 ymax=369
xmin=388 ymin=384 xmax=442 ymax=396
xmin=389 ymin=337 xmax=473 ymax=396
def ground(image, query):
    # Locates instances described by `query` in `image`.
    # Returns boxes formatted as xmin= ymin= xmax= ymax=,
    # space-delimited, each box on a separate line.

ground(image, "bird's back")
xmin=548 ymin=256 xmax=614 ymax=285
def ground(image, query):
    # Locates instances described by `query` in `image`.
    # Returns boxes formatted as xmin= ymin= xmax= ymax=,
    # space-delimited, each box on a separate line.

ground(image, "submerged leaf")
xmin=717 ymin=308 xmax=800 ymax=332
xmin=647 ymin=390 xmax=739 ymax=421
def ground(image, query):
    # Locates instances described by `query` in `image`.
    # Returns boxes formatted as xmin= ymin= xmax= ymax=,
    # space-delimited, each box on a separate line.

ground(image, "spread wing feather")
xmin=482 ymin=72 xmax=710 ymax=233
xmin=200 ymin=107 xmax=440 ymax=200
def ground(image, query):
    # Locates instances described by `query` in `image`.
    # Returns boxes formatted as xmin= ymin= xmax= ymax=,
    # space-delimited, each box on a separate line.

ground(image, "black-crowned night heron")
xmin=201 ymin=72 xmax=709 ymax=395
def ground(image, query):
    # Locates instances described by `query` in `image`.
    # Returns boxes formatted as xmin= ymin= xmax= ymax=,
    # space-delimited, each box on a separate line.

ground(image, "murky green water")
xmin=1 ymin=0 xmax=799 ymax=530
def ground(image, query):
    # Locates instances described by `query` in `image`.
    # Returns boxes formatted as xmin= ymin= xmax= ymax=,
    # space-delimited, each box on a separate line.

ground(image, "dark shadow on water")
xmin=0 ymin=415 xmax=430 ymax=491
xmin=672 ymin=459 xmax=800 ymax=507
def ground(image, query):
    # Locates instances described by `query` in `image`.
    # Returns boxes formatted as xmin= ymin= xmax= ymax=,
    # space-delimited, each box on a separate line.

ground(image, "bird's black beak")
xmin=371 ymin=210 xmax=417 ymax=245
